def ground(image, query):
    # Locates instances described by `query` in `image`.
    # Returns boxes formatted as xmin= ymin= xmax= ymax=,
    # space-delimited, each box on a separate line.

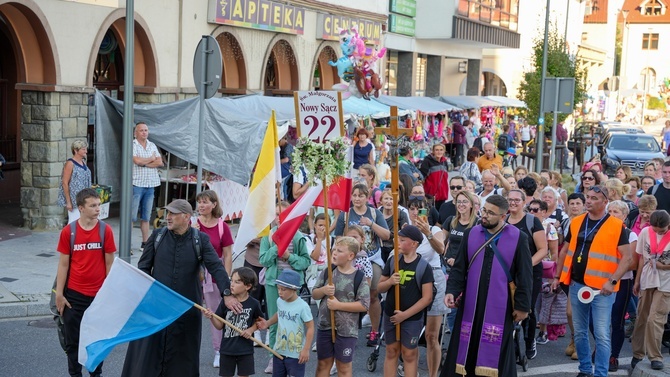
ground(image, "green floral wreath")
xmin=292 ymin=137 xmax=352 ymax=186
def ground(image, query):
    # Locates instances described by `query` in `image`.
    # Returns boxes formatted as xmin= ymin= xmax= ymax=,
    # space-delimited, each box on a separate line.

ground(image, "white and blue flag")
xmin=78 ymin=258 xmax=193 ymax=371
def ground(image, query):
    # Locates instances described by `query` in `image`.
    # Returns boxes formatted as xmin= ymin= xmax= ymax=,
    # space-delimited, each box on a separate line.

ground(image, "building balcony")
xmin=452 ymin=15 xmax=520 ymax=48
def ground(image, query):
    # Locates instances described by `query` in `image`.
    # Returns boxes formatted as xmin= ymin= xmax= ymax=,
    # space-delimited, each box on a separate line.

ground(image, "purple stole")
xmin=455 ymin=225 xmax=520 ymax=377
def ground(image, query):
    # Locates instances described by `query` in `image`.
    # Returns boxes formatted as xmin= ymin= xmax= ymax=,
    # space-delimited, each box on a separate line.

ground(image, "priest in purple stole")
xmin=442 ymin=195 xmax=532 ymax=377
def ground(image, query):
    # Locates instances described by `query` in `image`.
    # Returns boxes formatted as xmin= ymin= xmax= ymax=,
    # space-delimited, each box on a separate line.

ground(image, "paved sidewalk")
xmin=0 ymin=216 xmax=144 ymax=319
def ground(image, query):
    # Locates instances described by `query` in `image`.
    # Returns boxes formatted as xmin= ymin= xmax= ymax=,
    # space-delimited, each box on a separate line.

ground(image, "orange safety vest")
xmin=560 ymin=213 xmax=623 ymax=291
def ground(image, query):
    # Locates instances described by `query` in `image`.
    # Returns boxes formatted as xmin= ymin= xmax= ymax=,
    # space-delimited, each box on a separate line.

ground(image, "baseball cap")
xmin=275 ymin=270 xmax=301 ymax=291
xmin=398 ymin=225 xmax=423 ymax=244
xmin=165 ymin=199 xmax=193 ymax=216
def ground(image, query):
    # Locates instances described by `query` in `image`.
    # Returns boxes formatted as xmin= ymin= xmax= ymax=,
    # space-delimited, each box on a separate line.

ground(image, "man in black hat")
xmin=121 ymin=199 xmax=242 ymax=377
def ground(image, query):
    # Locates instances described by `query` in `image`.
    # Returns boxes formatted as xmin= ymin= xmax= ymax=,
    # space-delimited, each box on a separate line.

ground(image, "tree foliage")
xmin=517 ymin=24 xmax=588 ymax=129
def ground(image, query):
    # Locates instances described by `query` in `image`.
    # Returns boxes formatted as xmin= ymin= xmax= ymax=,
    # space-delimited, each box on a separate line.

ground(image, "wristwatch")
xmin=222 ymin=288 xmax=231 ymax=296
xmin=610 ymin=279 xmax=618 ymax=286
xmin=427 ymin=233 xmax=433 ymax=240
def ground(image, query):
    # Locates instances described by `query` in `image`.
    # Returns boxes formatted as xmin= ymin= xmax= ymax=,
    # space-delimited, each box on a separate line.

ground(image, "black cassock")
xmin=121 ymin=227 xmax=230 ymax=377
xmin=441 ymin=228 xmax=532 ymax=377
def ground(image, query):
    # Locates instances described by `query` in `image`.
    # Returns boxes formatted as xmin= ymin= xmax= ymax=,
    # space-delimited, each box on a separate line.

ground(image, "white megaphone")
xmin=577 ymin=286 xmax=601 ymax=304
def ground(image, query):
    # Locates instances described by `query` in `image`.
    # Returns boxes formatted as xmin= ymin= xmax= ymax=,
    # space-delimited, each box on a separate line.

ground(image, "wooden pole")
xmin=323 ymin=175 xmax=336 ymax=343
xmin=195 ymin=303 xmax=283 ymax=359
xmin=375 ymin=107 xmax=412 ymax=341
xmin=390 ymin=107 xmax=401 ymax=340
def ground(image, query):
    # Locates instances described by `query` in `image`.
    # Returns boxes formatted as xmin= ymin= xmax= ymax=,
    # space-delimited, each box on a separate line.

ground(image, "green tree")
xmin=517 ymin=24 xmax=588 ymax=130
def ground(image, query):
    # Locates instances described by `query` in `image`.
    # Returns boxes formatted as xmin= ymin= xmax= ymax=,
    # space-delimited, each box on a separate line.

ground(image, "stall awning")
xmin=374 ymin=95 xmax=460 ymax=113
xmin=485 ymin=96 xmax=527 ymax=108
xmin=434 ymin=96 xmax=502 ymax=109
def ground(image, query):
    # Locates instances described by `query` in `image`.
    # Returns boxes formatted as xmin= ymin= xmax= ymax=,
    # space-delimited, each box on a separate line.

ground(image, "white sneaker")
xmin=254 ymin=330 xmax=262 ymax=347
xmin=213 ymin=351 xmax=220 ymax=368
xmin=361 ymin=314 xmax=371 ymax=327
xmin=312 ymin=342 xmax=317 ymax=352
xmin=264 ymin=358 xmax=273 ymax=374
xmin=330 ymin=363 xmax=337 ymax=375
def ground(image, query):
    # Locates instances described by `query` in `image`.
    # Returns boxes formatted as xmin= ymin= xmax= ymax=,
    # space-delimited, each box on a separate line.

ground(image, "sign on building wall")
xmin=208 ymin=0 xmax=306 ymax=35
xmin=388 ymin=14 xmax=415 ymax=37
xmin=294 ymin=91 xmax=345 ymax=143
xmin=315 ymin=14 xmax=382 ymax=45
xmin=389 ymin=0 xmax=416 ymax=18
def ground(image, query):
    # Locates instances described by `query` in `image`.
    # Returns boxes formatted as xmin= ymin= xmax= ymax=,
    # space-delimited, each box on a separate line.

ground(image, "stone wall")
xmin=20 ymin=89 xmax=203 ymax=230
xmin=20 ymin=90 xmax=91 ymax=230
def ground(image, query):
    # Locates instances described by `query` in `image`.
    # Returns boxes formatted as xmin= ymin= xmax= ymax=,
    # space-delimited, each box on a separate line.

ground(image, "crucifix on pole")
xmin=374 ymin=106 xmax=413 ymax=340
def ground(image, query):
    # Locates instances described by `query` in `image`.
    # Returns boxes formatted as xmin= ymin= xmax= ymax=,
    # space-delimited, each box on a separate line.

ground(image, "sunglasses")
xmin=450 ymin=185 xmax=463 ymax=190
xmin=528 ymin=207 xmax=540 ymax=213
xmin=589 ymin=185 xmax=609 ymax=200
xmin=581 ymin=176 xmax=595 ymax=181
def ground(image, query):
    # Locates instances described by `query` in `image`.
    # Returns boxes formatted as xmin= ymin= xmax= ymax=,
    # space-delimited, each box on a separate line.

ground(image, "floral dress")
xmin=57 ymin=158 xmax=91 ymax=208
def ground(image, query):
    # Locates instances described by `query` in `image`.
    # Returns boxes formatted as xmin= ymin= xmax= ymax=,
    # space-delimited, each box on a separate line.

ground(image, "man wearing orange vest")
xmin=552 ymin=185 xmax=632 ymax=377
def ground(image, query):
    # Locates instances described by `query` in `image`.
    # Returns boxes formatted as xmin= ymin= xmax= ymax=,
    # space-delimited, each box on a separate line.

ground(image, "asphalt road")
xmin=0 ymin=306 xmax=642 ymax=377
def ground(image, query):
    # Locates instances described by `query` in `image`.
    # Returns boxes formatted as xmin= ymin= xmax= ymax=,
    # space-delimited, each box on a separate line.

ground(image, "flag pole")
xmin=323 ymin=173 xmax=336 ymax=343
xmin=195 ymin=303 xmax=283 ymax=359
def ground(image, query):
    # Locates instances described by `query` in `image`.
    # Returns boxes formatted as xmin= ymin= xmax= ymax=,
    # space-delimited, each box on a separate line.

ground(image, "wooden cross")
xmin=374 ymin=106 xmax=413 ymax=340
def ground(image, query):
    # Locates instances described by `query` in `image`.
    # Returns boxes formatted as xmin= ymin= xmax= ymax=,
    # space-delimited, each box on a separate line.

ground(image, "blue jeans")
xmin=132 ymin=186 xmax=154 ymax=222
xmin=571 ymin=281 xmax=616 ymax=377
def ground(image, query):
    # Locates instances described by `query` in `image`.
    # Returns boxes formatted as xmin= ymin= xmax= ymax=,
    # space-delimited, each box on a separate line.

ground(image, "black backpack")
xmin=50 ymin=220 xmax=108 ymax=352
xmin=387 ymin=254 xmax=438 ymax=312
xmin=497 ymin=135 xmax=509 ymax=151
xmin=473 ymin=136 xmax=484 ymax=152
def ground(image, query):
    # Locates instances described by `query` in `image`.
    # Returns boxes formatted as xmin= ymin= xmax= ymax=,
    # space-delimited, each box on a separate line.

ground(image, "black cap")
xmin=398 ymin=225 xmax=423 ymax=244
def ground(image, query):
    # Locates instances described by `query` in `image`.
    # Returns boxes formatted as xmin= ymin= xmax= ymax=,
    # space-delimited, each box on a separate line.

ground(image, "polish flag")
xmin=272 ymin=182 xmax=324 ymax=257
xmin=313 ymin=146 xmax=354 ymax=212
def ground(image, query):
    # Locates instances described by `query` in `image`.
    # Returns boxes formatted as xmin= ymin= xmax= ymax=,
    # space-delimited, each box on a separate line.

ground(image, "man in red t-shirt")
xmin=55 ymin=187 xmax=116 ymax=377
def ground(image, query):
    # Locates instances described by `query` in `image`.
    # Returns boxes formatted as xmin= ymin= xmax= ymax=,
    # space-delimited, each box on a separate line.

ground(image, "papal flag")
xmin=233 ymin=111 xmax=281 ymax=253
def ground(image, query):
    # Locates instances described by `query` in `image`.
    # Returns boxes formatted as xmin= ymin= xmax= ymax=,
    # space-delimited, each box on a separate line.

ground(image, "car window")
xmin=608 ymin=135 xmax=660 ymax=152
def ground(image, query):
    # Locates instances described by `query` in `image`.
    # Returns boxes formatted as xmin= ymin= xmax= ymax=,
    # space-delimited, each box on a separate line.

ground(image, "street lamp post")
xmin=641 ymin=28 xmax=653 ymax=125
xmin=615 ymin=9 xmax=629 ymax=118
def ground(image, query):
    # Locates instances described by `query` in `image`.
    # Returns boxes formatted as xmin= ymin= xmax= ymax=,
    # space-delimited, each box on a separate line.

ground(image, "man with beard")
xmin=121 ymin=199 xmax=242 ymax=377
xmin=552 ymin=186 xmax=631 ymax=377
xmin=442 ymin=195 xmax=532 ymax=377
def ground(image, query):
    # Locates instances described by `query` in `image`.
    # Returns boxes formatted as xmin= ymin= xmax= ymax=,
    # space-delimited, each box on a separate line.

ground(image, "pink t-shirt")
xmin=197 ymin=218 xmax=234 ymax=258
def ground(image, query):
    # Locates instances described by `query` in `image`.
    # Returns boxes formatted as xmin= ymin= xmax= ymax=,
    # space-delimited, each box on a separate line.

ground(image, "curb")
xmin=0 ymin=301 xmax=51 ymax=319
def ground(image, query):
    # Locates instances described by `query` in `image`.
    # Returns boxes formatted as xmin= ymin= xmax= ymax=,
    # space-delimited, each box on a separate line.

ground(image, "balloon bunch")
xmin=330 ymin=26 xmax=387 ymax=100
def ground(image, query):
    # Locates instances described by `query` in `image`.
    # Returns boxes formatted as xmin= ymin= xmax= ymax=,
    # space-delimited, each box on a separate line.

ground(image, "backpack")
xmin=320 ymin=265 xmax=365 ymax=296
xmin=473 ymin=137 xmax=484 ymax=153
xmin=652 ymin=183 xmax=660 ymax=196
xmin=387 ymin=254 xmax=438 ymax=311
xmin=505 ymin=213 xmax=535 ymax=233
xmin=497 ymin=135 xmax=509 ymax=151
xmin=50 ymin=220 xmax=108 ymax=352
xmin=154 ymin=226 xmax=202 ymax=267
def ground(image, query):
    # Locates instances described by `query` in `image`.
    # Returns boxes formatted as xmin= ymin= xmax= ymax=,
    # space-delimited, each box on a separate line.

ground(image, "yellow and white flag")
xmin=233 ymin=111 xmax=281 ymax=253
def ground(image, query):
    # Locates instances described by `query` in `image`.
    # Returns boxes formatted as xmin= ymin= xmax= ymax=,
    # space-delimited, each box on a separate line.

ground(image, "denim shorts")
xmin=383 ymin=316 xmax=423 ymax=349
xmin=132 ymin=186 xmax=154 ymax=222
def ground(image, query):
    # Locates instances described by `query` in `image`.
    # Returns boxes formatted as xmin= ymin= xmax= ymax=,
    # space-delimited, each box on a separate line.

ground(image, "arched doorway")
xmin=87 ymin=13 xmax=158 ymax=178
xmin=88 ymin=13 xmax=159 ymax=99
xmin=263 ymin=39 xmax=298 ymax=96
xmin=0 ymin=1 xmax=58 ymax=204
xmin=216 ymin=31 xmax=247 ymax=95
xmin=312 ymin=46 xmax=339 ymax=90
xmin=481 ymin=70 xmax=507 ymax=96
